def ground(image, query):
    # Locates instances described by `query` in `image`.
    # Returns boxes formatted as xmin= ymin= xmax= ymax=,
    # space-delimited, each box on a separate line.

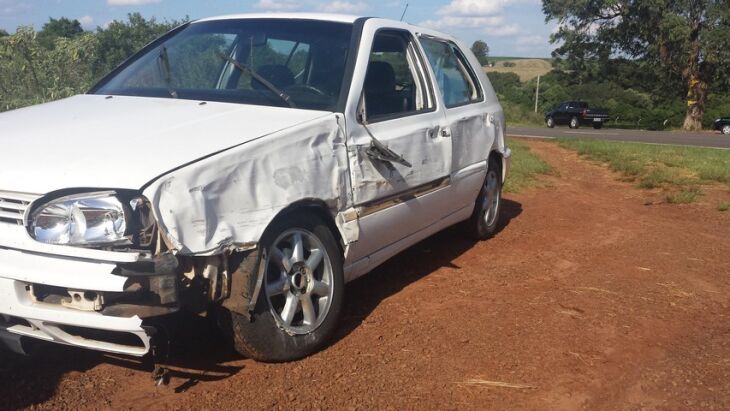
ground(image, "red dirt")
xmin=2 ymin=139 xmax=729 ymax=410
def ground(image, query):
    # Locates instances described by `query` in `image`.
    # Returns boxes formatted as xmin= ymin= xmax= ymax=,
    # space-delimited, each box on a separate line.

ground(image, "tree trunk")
xmin=682 ymin=72 xmax=707 ymax=131
xmin=682 ymin=17 xmax=706 ymax=131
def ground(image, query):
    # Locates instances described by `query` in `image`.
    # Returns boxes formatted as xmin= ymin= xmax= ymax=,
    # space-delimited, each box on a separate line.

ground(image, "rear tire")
xmin=722 ymin=125 xmax=730 ymax=135
xmin=546 ymin=117 xmax=555 ymax=128
xmin=221 ymin=212 xmax=344 ymax=362
xmin=466 ymin=157 xmax=502 ymax=240
xmin=569 ymin=117 xmax=579 ymax=129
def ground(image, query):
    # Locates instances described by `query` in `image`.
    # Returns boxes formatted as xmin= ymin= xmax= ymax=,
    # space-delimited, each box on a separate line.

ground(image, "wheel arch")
xmin=221 ymin=198 xmax=347 ymax=319
xmin=488 ymin=150 xmax=505 ymax=183
xmin=264 ymin=198 xmax=346 ymax=257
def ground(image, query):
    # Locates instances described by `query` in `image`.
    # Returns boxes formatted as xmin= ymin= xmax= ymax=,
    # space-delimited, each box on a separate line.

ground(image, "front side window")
xmin=419 ymin=37 xmax=482 ymax=108
xmin=362 ymin=30 xmax=433 ymax=120
xmin=93 ymin=19 xmax=353 ymax=111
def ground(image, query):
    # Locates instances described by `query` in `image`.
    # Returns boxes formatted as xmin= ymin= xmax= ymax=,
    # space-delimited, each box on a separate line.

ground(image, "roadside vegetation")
xmin=504 ymin=138 xmax=554 ymax=193
xmin=487 ymin=1 xmax=730 ymax=132
xmin=558 ymin=139 xmax=730 ymax=204
xmin=0 ymin=14 xmax=183 ymax=112
xmin=488 ymin=69 xmax=730 ymax=131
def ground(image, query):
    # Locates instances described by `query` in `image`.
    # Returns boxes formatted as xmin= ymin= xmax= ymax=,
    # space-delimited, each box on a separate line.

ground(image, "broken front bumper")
xmin=0 ymin=225 xmax=176 ymax=357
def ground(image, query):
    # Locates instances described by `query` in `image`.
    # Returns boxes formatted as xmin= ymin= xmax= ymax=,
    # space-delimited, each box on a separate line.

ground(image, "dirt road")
xmin=3 ymin=140 xmax=729 ymax=410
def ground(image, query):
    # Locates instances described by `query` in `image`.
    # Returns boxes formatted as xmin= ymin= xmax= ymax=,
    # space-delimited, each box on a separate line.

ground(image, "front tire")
xmin=546 ymin=117 xmax=555 ymax=128
xmin=569 ymin=117 xmax=580 ymax=129
xmin=722 ymin=125 xmax=730 ymax=135
xmin=223 ymin=212 xmax=344 ymax=362
xmin=466 ymin=157 xmax=502 ymax=240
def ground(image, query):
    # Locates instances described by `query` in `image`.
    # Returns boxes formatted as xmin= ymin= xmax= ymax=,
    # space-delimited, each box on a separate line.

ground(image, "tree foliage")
xmin=543 ymin=0 xmax=730 ymax=130
xmin=0 ymin=14 xmax=186 ymax=112
xmin=37 ymin=17 xmax=84 ymax=49
xmin=470 ymin=40 xmax=489 ymax=66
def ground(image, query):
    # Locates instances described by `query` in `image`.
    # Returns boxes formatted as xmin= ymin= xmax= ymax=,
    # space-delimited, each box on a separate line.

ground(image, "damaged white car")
xmin=0 ymin=13 xmax=510 ymax=363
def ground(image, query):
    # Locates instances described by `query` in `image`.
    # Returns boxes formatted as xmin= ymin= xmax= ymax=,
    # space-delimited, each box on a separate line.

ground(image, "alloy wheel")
xmin=264 ymin=228 xmax=334 ymax=335
xmin=482 ymin=170 xmax=501 ymax=227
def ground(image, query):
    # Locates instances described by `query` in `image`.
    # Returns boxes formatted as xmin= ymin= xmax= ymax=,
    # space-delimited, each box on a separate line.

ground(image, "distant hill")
xmin=485 ymin=58 xmax=553 ymax=82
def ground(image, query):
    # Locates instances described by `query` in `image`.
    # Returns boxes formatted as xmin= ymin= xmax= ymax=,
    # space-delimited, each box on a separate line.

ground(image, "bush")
xmin=0 ymin=13 xmax=184 ymax=113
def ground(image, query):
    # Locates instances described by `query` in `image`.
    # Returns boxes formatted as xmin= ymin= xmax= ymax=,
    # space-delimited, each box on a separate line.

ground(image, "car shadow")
xmin=0 ymin=312 xmax=245 ymax=409
xmin=332 ymin=198 xmax=522 ymax=345
xmin=0 ymin=199 xmax=522 ymax=409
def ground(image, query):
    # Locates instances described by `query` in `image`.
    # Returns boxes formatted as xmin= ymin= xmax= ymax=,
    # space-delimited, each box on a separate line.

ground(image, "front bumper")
xmin=0 ymin=225 xmax=175 ymax=357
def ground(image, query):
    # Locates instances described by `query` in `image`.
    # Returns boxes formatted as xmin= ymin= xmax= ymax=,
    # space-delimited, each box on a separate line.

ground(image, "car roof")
xmin=195 ymin=13 xmax=362 ymax=24
xmin=193 ymin=13 xmax=458 ymax=45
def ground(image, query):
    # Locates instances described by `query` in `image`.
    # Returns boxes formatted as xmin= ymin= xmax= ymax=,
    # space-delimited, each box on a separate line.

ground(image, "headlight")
xmin=30 ymin=191 xmax=128 ymax=246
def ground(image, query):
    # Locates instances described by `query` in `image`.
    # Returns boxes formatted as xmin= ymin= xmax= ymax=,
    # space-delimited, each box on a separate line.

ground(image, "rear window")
xmin=418 ymin=36 xmax=482 ymax=108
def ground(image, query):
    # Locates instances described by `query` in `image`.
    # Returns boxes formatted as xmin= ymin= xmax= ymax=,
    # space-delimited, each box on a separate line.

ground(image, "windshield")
xmin=92 ymin=19 xmax=353 ymax=111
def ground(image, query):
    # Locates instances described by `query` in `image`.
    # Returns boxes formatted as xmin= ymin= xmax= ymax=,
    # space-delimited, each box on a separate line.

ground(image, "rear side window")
xmin=419 ymin=37 xmax=482 ymax=108
xmin=362 ymin=30 xmax=434 ymax=121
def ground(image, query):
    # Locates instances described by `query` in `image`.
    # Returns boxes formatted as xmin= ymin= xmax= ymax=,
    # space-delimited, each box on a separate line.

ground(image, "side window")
xmin=419 ymin=37 xmax=483 ymax=108
xmin=362 ymin=30 xmax=433 ymax=120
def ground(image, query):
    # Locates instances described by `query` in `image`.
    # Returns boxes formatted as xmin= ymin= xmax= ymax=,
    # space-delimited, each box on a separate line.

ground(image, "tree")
xmin=470 ymin=40 xmax=489 ymax=66
xmin=543 ymin=0 xmax=730 ymax=130
xmin=37 ymin=17 xmax=83 ymax=49
xmin=93 ymin=13 xmax=186 ymax=78
xmin=0 ymin=29 xmax=9 ymax=37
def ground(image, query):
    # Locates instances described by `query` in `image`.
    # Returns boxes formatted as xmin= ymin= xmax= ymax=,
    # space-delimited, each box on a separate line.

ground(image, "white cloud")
xmin=436 ymin=0 xmax=538 ymax=16
xmin=485 ymin=23 xmax=520 ymax=37
xmin=107 ymin=0 xmax=162 ymax=5
xmin=318 ymin=1 xmax=368 ymax=13
xmin=515 ymin=34 xmax=545 ymax=46
xmin=437 ymin=0 xmax=504 ymax=16
xmin=78 ymin=15 xmax=94 ymax=30
xmin=254 ymin=0 xmax=302 ymax=11
xmin=420 ymin=16 xmax=504 ymax=30
xmin=0 ymin=0 xmax=29 ymax=15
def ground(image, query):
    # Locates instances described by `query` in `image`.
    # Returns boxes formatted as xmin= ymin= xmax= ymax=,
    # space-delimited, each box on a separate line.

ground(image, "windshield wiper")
xmin=158 ymin=46 xmax=178 ymax=98
xmin=217 ymin=52 xmax=296 ymax=108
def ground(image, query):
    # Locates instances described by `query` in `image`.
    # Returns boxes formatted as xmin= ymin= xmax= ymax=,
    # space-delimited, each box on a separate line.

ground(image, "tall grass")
xmin=504 ymin=138 xmax=554 ymax=193
xmin=558 ymin=139 xmax=730 ymax=203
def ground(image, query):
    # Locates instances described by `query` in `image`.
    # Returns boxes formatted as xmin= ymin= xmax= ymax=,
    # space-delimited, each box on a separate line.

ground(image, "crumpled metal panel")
xmin=144 ymin=114 xmax=354 ymax=256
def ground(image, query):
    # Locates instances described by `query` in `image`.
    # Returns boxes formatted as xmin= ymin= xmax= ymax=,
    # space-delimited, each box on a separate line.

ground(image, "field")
xmin=558 ymin=138 xmax=730 ymax=206
xmin=3 ymin=139 xmax=730 ymax=410
xmin=485 ymin=58 xmax=553 ymax=81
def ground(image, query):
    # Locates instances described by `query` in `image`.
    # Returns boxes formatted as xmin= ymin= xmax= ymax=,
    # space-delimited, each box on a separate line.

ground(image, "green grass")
xmin=666 ymin=187 xmax=702 ymax=204
xmin=558 ymin=139 xmax=730 ymax=204
xmin=504 ymin=138 xmax=554 ymax=193
xmin=719 ymin=202 xmax=730 ymax=212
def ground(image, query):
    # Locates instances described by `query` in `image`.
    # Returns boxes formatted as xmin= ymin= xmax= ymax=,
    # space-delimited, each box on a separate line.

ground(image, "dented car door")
xmin=343 ymin=24 xmax=453 ymax=268
xmin=419 ymin=36 xmax=497 ymax=205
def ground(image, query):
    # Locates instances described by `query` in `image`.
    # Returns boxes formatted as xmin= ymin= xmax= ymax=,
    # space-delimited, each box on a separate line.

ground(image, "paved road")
xmin=508 ymin=126 xmax=730 ymax=149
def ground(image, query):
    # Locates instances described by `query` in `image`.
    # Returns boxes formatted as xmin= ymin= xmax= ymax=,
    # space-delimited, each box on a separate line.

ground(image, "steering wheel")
xmin=284 ymin=84 xmax=327 ymax=97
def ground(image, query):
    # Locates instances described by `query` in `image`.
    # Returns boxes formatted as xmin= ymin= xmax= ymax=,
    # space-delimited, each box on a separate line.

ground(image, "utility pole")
xmin=534 ymin=75 xmax=541 ymax=113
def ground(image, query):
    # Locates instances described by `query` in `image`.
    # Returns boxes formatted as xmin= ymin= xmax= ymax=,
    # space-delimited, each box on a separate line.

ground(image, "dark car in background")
xmin=545 ymin=101 xmax=609 ymax=129
xmin=714 ymin=117 xmax=730 ymax=135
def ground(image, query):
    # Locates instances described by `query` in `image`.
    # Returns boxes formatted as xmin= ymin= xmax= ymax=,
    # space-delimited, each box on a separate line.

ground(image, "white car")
xmin=0 ymin=13 xmax=510 ymax=363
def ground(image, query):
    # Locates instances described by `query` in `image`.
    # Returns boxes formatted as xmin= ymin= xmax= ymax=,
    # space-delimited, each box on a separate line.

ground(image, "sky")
xmin=0 ymin=0 xmax=557 ymax=57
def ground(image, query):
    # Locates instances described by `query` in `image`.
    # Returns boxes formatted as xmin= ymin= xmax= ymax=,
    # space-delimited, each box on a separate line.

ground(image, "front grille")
xmin=0 ymin=190 xmax=40 ymax=225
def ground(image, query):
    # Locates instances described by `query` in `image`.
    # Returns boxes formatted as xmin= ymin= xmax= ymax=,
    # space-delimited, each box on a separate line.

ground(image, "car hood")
xmin=0 ymin=95 xmax=331 ymax=194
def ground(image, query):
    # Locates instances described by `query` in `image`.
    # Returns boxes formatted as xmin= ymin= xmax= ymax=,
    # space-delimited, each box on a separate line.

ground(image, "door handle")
xmin=440 ymin=127 xmax=452 ymax=138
